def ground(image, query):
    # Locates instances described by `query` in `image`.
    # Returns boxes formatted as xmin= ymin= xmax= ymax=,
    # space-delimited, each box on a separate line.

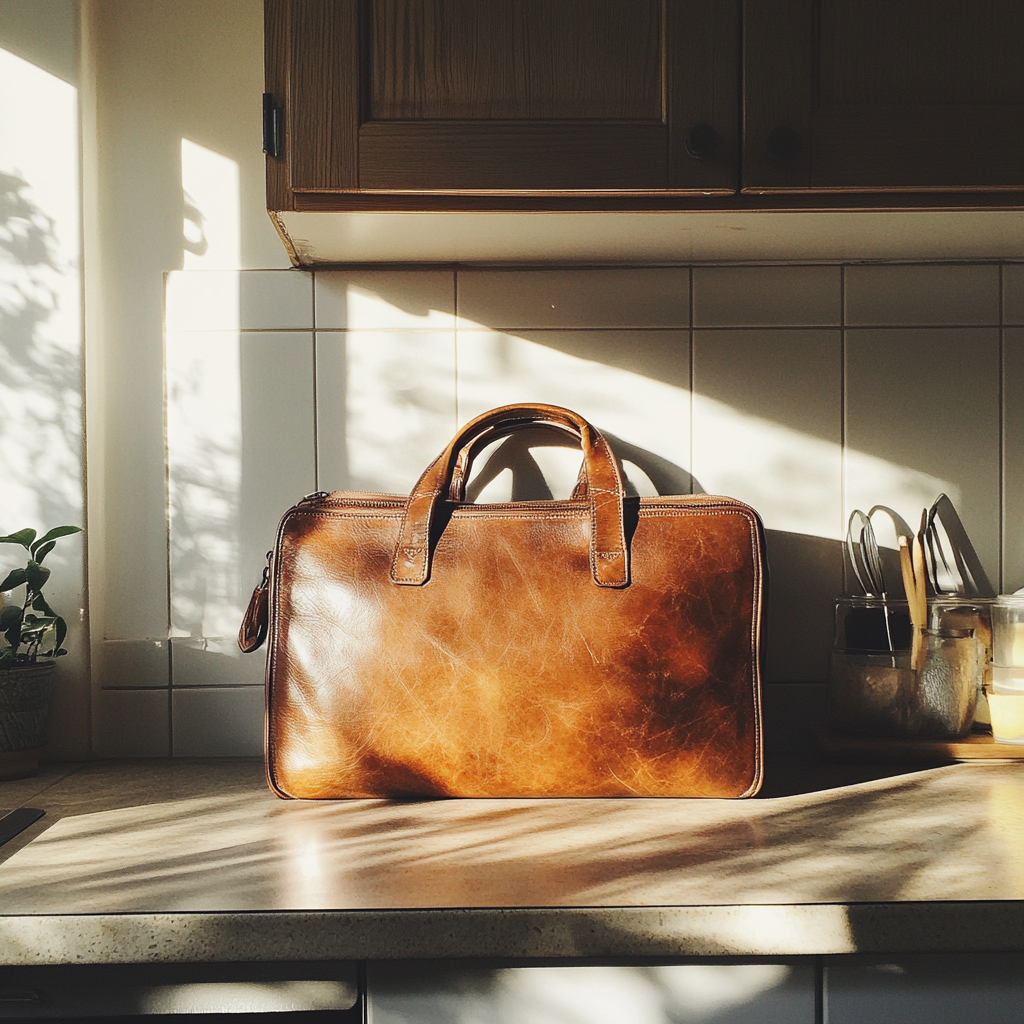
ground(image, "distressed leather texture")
xmin=261 ymin=404 xmax=766 ymax=799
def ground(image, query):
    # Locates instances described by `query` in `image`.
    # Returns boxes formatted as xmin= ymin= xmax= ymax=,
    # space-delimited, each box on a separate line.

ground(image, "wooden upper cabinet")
xmin=267 ymin=0 xmax=1024 ymax=218
xmin=266 ymin=0 xmax=740 ymax=205
xmin=743 ymin=0 xmax=1024 ymax=191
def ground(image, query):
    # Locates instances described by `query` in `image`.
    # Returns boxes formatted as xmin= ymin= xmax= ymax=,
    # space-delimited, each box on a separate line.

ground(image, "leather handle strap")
xmin=391 ymin=404 xmax=629 ymax=588
xmin=447 ymin=419 xmax=589 ymax=502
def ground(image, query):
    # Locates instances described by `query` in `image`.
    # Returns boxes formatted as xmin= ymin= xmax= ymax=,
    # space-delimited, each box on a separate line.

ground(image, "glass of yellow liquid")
xmin=989 ymin=596 xmax=1024 ymax=743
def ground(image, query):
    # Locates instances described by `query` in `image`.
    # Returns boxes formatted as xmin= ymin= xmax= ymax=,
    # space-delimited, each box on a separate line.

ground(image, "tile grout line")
xmin=999 ymin=262 xmax=1005 ymax=595
xmin=284 ymin=323 xmax=1019 ymax=333
xmin=840 ymin=264 xmax=847 ymax=596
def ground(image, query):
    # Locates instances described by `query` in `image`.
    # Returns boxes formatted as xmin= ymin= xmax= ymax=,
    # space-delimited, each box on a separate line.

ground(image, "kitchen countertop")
xmin=0 ymin=757 xmax=1023 ymax=965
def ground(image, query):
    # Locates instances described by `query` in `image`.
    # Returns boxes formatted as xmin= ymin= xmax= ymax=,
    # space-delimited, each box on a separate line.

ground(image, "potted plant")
xmin=0 ymin=526 xmax=81 ymax=779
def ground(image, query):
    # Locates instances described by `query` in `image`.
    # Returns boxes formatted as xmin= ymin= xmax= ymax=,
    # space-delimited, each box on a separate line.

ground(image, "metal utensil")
xmin=847 ymin=510 xmax=884 ymax=596
xmin=924 ymin=494 xmax=995 ymax=598
xmin=847 ymin=507 xmax=917 ymax=651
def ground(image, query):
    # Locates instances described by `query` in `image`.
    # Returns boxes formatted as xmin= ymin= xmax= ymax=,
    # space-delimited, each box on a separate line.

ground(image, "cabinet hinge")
xmin=262 ymin=93 xmax=281 ymax=158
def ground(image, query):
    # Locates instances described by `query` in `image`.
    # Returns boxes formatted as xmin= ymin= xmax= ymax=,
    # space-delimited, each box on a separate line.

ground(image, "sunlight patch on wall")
xmin=165 ymin=140 xmax=244 ymax=638
xmin=0 ymin=47 xmax=81 ymax=531
xmin=454 ymin=330 xmax=953 ymax=538
xmin=181 ymin=138 xmax=239 ymax=271
xmin=456 ymin=330 xmax=692 ymax=499
xmin=693 ymin=394 xmax=954 ymax=542
xmin=165 ymin=330 xmax=241 ymax=638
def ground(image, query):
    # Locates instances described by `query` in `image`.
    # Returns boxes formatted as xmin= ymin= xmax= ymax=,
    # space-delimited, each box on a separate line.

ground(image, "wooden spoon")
xmin=899 ymin=534 xmax=927 ymax=671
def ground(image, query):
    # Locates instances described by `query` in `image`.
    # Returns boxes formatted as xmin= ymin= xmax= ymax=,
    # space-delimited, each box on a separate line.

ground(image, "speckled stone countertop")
xmin=0 ymin=758 xmax=1023 ymax=965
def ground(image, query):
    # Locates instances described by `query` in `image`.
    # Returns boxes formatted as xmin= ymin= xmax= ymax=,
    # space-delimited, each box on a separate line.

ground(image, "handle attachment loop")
xmin=390 ymin=404 xmax=629 ymax=588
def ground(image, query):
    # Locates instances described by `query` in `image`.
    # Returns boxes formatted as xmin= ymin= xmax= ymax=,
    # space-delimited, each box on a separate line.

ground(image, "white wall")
xmin=80 ymin=0 xmax=288 ymax=754
xmin=0 ymin=0 xmax=87 ymax=757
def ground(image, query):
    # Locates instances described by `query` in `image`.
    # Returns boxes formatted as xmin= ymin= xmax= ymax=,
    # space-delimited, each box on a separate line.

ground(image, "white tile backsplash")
xmin=140 ymin=263 xmax=1020 ymax=754
xmin=97 ymin=639 xmax=169 ymax=689
xmin=166 ymin=330 xmax=315 ymax=638
xmin=166 ymin=270 xmax=313 ymax=331
xmin=93 ymin=689 xmax=169 ymax=758
xmin=845 ymin=328 xmax=1000 ymax=587
xmin=693 ymin=266 xmax=840 ymax=327
xmin=1002 ymin=264 xmax=1024 ymax=325
xmin=693 ymin=329 xmax=842 ymax=681
xmin=171 ymin=687 xmax=264 ymax=756
xmin=456 ymin=268 xmax=690 ymax=329
xmin=316 ymin=330 xmax=457 ymax=494
xmin=457 ymin=330 xmax=692 ymax=495
xmin=170 ymin=637 xmax=265 ymax=687
xmin=845 ymin=264 xmax=1000 ymax=326
xmin=315 ymin=270 xmax=455 ymax=329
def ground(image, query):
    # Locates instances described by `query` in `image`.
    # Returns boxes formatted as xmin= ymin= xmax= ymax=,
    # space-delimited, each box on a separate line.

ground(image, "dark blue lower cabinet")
xmin=825 ymin=954 xmax=1024 ymax=1024
xmin=0 ymin=963 xmax=360 ymax=1021
xmin=368 ymin=961 xmax=817 ymax=1024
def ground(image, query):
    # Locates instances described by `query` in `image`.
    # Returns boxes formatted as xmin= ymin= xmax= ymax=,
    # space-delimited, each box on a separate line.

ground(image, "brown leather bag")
xmin=240 ymin=404 xmax=766 ymax=799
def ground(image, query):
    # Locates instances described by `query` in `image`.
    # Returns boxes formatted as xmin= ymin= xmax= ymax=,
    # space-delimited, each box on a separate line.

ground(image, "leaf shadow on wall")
xmin=0 ymin=171 xmax=81 ymax=535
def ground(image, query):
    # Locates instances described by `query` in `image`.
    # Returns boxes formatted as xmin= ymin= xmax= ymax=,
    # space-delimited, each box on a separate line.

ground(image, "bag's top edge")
xmin=306 ymin=491 xmax=754 ymax=510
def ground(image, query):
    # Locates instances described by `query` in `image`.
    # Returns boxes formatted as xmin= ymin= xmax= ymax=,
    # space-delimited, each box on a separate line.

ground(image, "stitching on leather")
xmin=293 ymin=506 xmax=752 ymax=521
xmin=743 ymin=513 xmax=764 ymax=794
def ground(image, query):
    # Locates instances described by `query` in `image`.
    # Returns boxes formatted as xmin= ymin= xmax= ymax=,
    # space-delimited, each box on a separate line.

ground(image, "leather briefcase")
xmin=240 ymin=404 xmax=766 ymax=799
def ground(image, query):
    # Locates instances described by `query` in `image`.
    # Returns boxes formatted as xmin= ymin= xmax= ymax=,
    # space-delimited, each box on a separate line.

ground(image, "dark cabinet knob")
xmin=765 ymin=126 xmax=799 ymax=167
xmin=684 ymin=123 xmax=719 ymax=161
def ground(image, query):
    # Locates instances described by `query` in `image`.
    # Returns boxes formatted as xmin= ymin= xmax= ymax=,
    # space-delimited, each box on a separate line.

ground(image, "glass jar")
xmin=828 ymin=628 xmax=981 ymax=739
xmin=833 ymin=596 xmax=912 ymax=653
xmin=928 ymin=597 xmax=994 ymax=729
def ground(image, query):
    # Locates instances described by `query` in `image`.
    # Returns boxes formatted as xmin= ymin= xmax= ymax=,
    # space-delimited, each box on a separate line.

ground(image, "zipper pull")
xmin=238 ymin=550 xmax=272 ymax=653
xmin=300 ymin=490 xmax=329 ymax=505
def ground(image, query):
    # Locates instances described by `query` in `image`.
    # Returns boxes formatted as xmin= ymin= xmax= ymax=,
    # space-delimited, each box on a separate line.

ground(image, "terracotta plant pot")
xmin=0 ymin=661 xmax=55 ymax=780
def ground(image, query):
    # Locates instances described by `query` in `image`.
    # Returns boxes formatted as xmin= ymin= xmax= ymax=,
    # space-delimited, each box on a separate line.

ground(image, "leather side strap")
xmin=238 ymin=580 xmax=268 ymax=652
xmin=390 ymin=404 xmax=629 ymax=588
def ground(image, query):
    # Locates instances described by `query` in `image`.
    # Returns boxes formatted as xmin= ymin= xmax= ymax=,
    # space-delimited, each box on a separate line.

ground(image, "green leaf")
xmin=1 ymin=604 xmax=23 ymax=648
xmin=22 ymin=613 xmax=54 ymax=628
xmin=33 ymin=540 xmax=56 ymax=564
xmin=0 ymin=567 xmax=27 ymax=592
xmin=32 ymin=593 xmax=55 ymax=617
xmin=54 ymin=616 xmax=67 ymax=652
xmin=24 ymin=561 xmax=50 ymax=594
xmin=0 ymin=603 xmax=22 ymax=630
xmin=0 ymin=529 xmax=36 ymax=550
xmin=30 ymin=525 xmax=80 ymax=559
xmin=0 ymin=647 xmax=15 ymax=663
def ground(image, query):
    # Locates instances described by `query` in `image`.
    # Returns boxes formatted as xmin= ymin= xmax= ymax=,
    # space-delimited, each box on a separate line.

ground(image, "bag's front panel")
xmin=268 ymin=499 xmax=762 ymax=799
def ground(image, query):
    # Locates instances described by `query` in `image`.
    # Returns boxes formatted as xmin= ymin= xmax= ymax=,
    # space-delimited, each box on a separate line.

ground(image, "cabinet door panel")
xmin=288 ymin=0 xmax=359 ymax=191
xmin=271 ymin=0 xmax=740 ymax=197
xmin=369 ymin=0 xmax=662 ymax=121
xmin=359 ymin=122 xmax=667 ymax=192
xmin=743 ymin=0 xmax=1024 ymax=192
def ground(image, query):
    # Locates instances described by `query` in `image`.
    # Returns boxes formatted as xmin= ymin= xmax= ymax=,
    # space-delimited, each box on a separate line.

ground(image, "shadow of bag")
xmin=240 ymin=404 xmax=766 ymax=799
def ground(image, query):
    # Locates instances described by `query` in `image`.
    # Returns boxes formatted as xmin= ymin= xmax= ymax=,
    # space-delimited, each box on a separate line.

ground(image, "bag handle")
xmin=391 ymin=404 xmax=629 ymax=588
xmin=447 ymin=419 xmax=590 ymax=503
